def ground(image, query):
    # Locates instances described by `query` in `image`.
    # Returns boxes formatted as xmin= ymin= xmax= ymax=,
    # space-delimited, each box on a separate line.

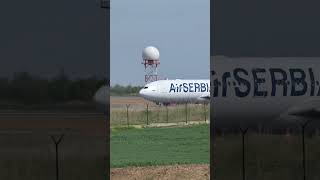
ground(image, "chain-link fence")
xmin=213 ymin=120 xmax=320 ymax=180
xmin=111 ymin=103 xmax=210 ymax=127
xmin=0 ymin=111 xmax=107 ymax=180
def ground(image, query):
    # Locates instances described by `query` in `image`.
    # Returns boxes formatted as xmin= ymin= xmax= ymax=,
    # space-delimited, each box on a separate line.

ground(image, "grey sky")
xmin=111 ymin=0 xmax=209 ymax=86
xmin=0 ymin=1 xmax=106 ymax=80
xmin=212 ymin=0 xmax=320 ymax=57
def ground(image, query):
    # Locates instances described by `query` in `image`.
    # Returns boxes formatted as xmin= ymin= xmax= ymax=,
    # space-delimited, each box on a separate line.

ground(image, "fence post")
xmin=240 ymin=128 xmax=248 ymax=180
xmin=185 ymin=103 xmax=188 ymax=124
xmin=146 ymin=103 xmax=149 ymax=125
xmin=50 ymin=134 xmax=65 ymax=180
xmin=157 ymin=106 xmax=160 ymax=122
xmin=126 ymin=104 xmax=130 ymax=128
xmin=203 ymin=103 xmax=207 ymax=122
xmin=301 ymin=120 xmax=312 ymax=180
xmin=166 ymin=105 xmax=169 ymax=123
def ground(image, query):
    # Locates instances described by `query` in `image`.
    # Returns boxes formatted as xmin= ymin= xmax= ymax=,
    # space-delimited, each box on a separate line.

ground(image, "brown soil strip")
xmin=111 ymin=164 xmax=209 ymax=180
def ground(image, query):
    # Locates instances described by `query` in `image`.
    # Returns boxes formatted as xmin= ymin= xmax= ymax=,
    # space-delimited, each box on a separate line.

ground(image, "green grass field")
xmin=111 ymin=124 xmax=209 ymax=168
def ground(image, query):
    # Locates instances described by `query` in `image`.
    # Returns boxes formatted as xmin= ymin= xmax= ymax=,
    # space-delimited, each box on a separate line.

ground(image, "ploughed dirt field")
xmin=110 ymin=96 xmax=150 ymax=105
xmin=111 ymin=164 xmax=209 ymax=180
xmin=0 ymin=111 xmax=106 ymax=135
xmin=111 ymin=96 xmax=156 ymax=110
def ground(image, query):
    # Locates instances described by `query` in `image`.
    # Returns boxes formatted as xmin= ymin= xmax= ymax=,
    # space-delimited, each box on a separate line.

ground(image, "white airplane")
xmin=94 ymin=56 xmax=320 ymax=128
xmin=139 ymin=56 xmax=320 ymax=128
xmin=139 ymin=79 xmax=210 ymax=105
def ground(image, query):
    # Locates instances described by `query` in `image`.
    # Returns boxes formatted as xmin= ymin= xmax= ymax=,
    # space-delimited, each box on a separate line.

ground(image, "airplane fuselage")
xmin=139 ymin=79 xmax=210 ymax=104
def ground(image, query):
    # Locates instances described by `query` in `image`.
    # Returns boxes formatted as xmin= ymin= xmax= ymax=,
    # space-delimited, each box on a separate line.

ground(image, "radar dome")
xmin=142 ymin=46 xmax=160 ymax=60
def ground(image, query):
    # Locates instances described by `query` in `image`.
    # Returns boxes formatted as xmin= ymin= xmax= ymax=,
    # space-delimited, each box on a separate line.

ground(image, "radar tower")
xmin=142 ymin=46 xmax=160 ymax=84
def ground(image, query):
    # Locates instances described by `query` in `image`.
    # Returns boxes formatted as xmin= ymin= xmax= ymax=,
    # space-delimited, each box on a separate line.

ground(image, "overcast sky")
xmin=111 ymin=0 xmax=209 ymax=86
xmin=212 ymin=0 xmax=320 ymax=57
xmin=0 ymin=0 xmax=106 ymax=80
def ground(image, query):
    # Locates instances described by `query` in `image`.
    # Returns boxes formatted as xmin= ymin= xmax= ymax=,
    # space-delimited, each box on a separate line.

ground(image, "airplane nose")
xmin=139 ymin=89 xmax=145 ymax=97
xmin=94 ymin=85 xmax=108 ymax=105
xmin=93 ymin=85 xmax=108 ymax=112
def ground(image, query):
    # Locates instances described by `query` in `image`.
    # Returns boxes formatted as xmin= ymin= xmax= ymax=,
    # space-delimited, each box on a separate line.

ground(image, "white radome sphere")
xmin=142 ymin=46 xmax=160 ymax=60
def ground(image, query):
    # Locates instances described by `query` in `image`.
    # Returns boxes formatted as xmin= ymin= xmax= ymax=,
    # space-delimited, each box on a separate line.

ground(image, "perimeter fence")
xmin=111 ymin=103 xmax=210 ymax=127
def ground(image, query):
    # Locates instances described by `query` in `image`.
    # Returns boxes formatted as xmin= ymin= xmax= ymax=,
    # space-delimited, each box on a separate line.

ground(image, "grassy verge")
xmin=111 ymin=124 xmax=209 ymax=168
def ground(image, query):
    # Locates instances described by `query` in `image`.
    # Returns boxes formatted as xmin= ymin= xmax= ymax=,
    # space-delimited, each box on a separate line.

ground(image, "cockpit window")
xmin=144 ymin=86 xmax=148 ymax=89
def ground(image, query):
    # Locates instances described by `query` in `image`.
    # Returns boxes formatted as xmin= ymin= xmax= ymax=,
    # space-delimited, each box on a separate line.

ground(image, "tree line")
xmin=110 ymin=84 xmax=143 ymax=96
xmin=0 ymin=71 xmax=107 ymax=105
